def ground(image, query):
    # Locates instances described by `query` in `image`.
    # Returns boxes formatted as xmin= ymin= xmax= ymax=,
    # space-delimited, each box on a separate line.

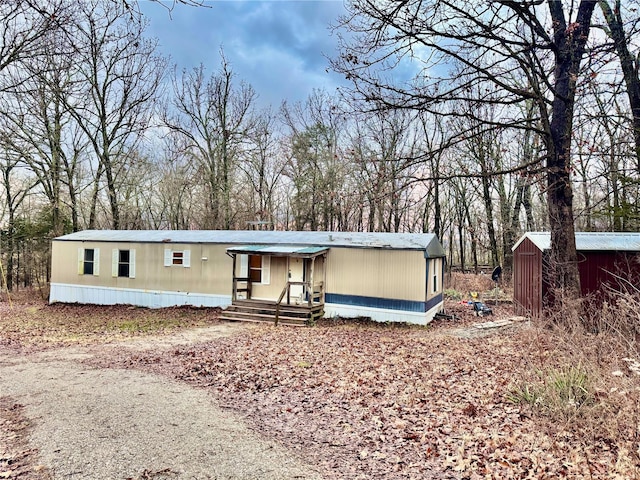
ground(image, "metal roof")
xmin=55 ymin=230 xmax=446 ymax=257
xmin=226 ymin=245 xmax=328 ymax=257
xmin=513 ymin=232 xmax=640 ymax=252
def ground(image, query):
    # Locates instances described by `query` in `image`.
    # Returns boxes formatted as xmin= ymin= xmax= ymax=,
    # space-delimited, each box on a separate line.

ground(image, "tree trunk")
xmin=433 ymin=179 xmax=441 ymax=239
xmin=544 ymin=0 xmax=597 ymax=296
xmin=504 ymin=179 xmax=526 ymax=271
xmin=480 ymin=169 xmax=499 ymax=267
xmin=103 ymin=155 xmax=120 ymax=230
xmin=6 ymin=213 xmax=14 ymax=291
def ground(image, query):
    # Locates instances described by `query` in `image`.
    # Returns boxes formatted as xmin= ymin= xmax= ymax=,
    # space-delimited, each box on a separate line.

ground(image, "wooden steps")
xmin=220 ymin=299 xmax=324 ymax=326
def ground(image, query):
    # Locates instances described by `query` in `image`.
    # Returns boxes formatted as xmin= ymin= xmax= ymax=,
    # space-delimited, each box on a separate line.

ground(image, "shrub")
xmin=507 ymin=364 xmax=594 ymax=420
xmin=443 ymin=288 xmax=463 ymax=300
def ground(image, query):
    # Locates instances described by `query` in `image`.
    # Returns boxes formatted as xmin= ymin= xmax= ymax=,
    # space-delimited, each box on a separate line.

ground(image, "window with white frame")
xmin=77 ymin=247 xmax=100 ymax=276
xmin=112 ymin=249 xmax=136 ymax=278
xmin=164 ymin=248 xmax=191 ymax=267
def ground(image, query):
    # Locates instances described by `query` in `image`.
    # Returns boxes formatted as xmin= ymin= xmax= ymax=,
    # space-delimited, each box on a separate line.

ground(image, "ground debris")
xmin=0 ymin=397 xmax=51 ymax=479
xmin=113 ymin=318 xmax=639 ymax=479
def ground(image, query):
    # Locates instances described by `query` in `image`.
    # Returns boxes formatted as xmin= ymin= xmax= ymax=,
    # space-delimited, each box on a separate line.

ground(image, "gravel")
xmin=0 ymin=328 xmax=324 ymax=480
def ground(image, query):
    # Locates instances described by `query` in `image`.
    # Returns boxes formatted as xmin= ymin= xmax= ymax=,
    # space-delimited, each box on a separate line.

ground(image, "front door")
xmin=289 ymin=257 xmax=305 ymax=302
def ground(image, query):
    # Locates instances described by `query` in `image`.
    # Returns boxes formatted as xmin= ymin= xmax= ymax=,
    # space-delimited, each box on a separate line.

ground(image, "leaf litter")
xmin=109 ymin=317 xmax=640 ymax=479
xmin=1 ymin=297 xmax=639 ymax=479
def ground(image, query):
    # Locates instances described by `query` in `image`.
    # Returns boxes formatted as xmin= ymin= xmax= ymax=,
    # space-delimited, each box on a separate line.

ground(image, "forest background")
xmin=1 ymin=0 xmax=639 ymax=295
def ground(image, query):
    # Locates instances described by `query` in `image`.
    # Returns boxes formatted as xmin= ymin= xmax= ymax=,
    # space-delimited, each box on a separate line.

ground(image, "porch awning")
xmin=226 ymin=245 xmax=328 ymax=258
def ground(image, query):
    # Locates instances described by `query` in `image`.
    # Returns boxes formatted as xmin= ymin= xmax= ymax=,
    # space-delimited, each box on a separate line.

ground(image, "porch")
xmin=222 ymin=245 xmax=328 ymax=325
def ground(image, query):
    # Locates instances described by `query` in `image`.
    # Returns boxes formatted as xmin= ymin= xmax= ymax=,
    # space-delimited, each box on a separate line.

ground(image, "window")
xmin=118 ymin=250 xmax=130 ymax=277
xmin=248 ymin=255 xmax=270 ymax=285
xmin=77 ymin=247 xmax=100 ymax=276
xmin=84 ymin=249 xmax=95 ymax=275
xmin=112 ymin=249 xmax=136 ymax=278
xmin=249 ymin=255 xmax=262 ymax=282
xmin=164 ymin=249 xmax=191 ymax=267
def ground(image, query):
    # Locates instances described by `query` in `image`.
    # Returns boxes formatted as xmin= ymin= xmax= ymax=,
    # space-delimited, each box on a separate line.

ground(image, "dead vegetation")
xmin=0 ymin=397 xmax=51 ymax=479
xmin=0 ymin=296 xmax=222 ymax=351
xmin=0 ymin=279 xmax=639 ymax=478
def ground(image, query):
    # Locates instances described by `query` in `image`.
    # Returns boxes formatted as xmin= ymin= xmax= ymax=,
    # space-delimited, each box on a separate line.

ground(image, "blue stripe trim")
xmin=426 ymin=293 xmax=443 ymax=311
xmin=325 ymin=293 xmax=431 ymax=312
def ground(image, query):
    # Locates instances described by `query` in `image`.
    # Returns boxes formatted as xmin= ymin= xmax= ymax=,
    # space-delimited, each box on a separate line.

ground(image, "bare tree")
xmin=0 ymin=0 xmax=69 ymax=91
xmin=238 ymin=109 xmax=286 ymax=228
xmin=1 ymin=20 xmax=90 ymax=235
xmin=280 ymin=90 xmax=346 ymax=231
xmin=347 ymin=109 xmax=421 ymax=232
xmin=66 ymin=0 xmax=165 ymax=229
xmin=167 ymin=56 xmax=256 ymax=229
xmin=145 ymin=133 xmax=201 ymax=229
xmin=0 ymin=144 xmax=35 ymax=290
xmin=416 ymin=112 xmax=447 ymax=237
xmin=333 ymin=0 xmax=600 ymax=297
xmin=598 ymin=0 xmax=640 ymax=169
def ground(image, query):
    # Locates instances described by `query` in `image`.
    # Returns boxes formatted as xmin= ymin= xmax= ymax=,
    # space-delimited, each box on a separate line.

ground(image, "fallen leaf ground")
xmin=117 ymin=318 xmax=636 ymax=479
xmin=0 ymin=298 xmax=221 ymax=351
xmin=1 ymin=291 xmax=639 ymax=479
xmin=0 ymin=397 xmax=51 ymax=480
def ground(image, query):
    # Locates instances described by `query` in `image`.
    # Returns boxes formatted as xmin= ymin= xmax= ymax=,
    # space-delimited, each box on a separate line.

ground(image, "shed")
xmin=50 ymin=230 xmax=446 ymax=325
xmin=512 ymin=232 xmax=640 ymax=317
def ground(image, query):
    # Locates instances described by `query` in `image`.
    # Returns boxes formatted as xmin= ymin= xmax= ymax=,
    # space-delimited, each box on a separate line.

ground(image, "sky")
xmin=139 ymin=0 xmax=350 ymax=109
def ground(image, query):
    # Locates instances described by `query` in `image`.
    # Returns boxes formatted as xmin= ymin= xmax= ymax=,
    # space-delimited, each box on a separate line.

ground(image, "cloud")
xmin=140 ymin=0 xmax=347 ymax=108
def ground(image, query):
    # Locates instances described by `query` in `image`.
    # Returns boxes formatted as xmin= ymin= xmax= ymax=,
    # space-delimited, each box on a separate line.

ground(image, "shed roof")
xmin=56 ymin=230 xmax=446 ymax=257
xmin=513 ymin=232 xmax=640 ymax=252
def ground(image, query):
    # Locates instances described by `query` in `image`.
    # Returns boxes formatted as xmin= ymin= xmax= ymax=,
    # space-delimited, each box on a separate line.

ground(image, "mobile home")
xmin=50 ymin=230 xmax=446 ymax=325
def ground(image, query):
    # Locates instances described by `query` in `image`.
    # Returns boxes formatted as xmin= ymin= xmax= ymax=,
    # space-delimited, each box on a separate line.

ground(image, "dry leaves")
xmin=2 ymin=295 xmax=639 ymax=479
xmin=0 ymin=397 xmax=50 ymax=479
xmin=122 ymin=319 xmax=639 ymax=479
xmin=0 ymin=301 xmax=221 ymax=350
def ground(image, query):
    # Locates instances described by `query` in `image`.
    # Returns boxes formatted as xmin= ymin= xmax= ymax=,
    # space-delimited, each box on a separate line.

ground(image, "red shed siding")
xmin=514 ymin=236 xmax=640 ymax=318
xmin=578 ymin=252 xmax=640 ymax=297
xmin=513 ymin=237 xmax=543 ymax=317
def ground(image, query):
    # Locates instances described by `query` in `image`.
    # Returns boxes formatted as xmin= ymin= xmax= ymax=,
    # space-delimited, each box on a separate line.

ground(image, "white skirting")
xmin=50 ymin=283 xmax=441 ymax=324
xmin=324 ymin=301 xmax=442 ymax=325
xmin=49 ymin=283 xmax=231 ymax=309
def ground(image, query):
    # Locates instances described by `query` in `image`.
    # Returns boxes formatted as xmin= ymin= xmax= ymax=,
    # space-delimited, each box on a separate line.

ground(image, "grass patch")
xmin=507 ymin=364 xmax=595 ymax=419
xmin=111 ymin=316 xmax=193 ymax=333
xmin=443 ymin=288 xmax=463 ymax=300
xmin=507 ymin=292 xmax=640 ymax=475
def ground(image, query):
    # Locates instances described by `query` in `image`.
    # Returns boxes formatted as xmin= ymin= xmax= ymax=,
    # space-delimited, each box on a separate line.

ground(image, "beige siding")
xmin=325 ymin=248 xmax=426 ymax=301
xmin=52 ymin=240 xmax=233 ymax=295
xmin=310 ymin=256 xmax=325 ymax=288
xmin=249 ymin=256 xmax=322 ymax=300
xmin=53 ymin=241 xmax=434 ymax=303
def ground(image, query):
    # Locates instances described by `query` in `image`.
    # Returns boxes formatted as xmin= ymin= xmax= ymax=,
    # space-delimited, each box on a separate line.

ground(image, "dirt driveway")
xmin=0 ymin=323 xmax=323 ymax=480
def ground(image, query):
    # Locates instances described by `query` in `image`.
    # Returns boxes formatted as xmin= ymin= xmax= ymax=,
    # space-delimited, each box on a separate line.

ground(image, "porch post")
xmin=231 ymin=253 xmax=237 ymax=302
xmin=286 ymin=256 xmax=291 ymax=305
xmin=309 ymin=257 xmax=315 ymax=307
xmin=322 ymin=253 xmax=327 ymax=304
